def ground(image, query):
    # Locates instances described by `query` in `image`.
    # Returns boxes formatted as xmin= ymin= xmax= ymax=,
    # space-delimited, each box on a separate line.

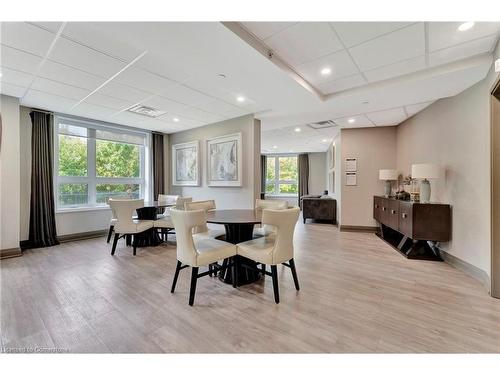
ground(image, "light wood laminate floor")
xmin=1 ymin=220 xmax=500 ymax=353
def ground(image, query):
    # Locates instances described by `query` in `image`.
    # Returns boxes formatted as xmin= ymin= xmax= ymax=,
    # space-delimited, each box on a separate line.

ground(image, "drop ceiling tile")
xmin=38 ymin=60 xmax=104 ymax=90
xmin=366 ymin=107 xmax=407 ymax=126
xmin=29 ymin=22 xmax=63 ymax=33
xmin=364 ymin=55 xmax=426 ymax=83
xmin=195 ymin=99 xmax=249 ymax=118
xmin=83 ymin=93 xmax=133 ymax=111
xmin=181 ymin=107 xmax=224 ymax=123
xmin=428 ymin=22 xmax=500 ymax=52
xmin=317 ymin=74 xmax=366 ymax=94
xmin=61 ymin=22 xmax=144 ymax=62
xmin=0 ymin=22 xmax=55 ymax=57
xmin=31 ymin=77 xmax=90 ymax=100
xmin=135 ymin=53 xmax=192 ymax=83
xmin=109 ymin=111 xmax=153 ymax=127
xmin=49 ymin=37 xmax=126 ymax=78
xmin=405 ymin=101 xmax=434 ymax=117
xmin=295 ymin=50 xmax=359 ymax=85
xmin=265 ymin=22 xmax=344 ymax=66
xmin=0 ymin=66 xmax=34 ymax=87
xmin=241 ymin=22 xmax=297 ymax=40
xmin=97 ymin=81 xmax=150 ymax=103
xmin=334 ymin=114 xmax=374 ymax=128
xmin=140 ymin=95 xmax=191 ymax=115
xmin=0 ymin=81 xmax=27 ymax=97
xmin=429 ymin=35 xmax=497 ymax=67
xmin=331 ymin=22 xmax=414 ymax=48
xmin=114 ymin=67 xmax=177 ymax=95
xmin=69 ymin=102 xmax=117 ymax=120
xmin=349 ymin=23 xmax=425 ymax=71
xmin=0 ymin=45 xmax=43 ymax=74
xmin=21 ymin=89 xmax=78 ymax=112
xmin=160 ymin=84 xmax=214 ymax=106
xmin=156 ymin=115 xmax=205 ymax=128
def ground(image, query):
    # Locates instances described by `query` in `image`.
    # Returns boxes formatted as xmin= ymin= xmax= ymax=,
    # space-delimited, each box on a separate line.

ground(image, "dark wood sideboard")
xmin=373 ymin=196 xmax=451 ymax=261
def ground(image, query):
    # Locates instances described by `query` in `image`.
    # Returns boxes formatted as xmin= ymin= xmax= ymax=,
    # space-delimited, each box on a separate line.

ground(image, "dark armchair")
xmin=302 ymin=196 xmax=337 ymax=225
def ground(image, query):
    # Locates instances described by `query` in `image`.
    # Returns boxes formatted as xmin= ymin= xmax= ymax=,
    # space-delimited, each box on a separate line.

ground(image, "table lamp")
xmin=411 ymin=163 xmax=440 ymax=203
xmin=379 ymin=169 xmax=398 ymax=197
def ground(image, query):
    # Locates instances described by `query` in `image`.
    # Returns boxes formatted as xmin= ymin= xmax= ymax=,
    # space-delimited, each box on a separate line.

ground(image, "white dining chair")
xmin=157 ymin=194 xmax=179 ymax=219
xmin=184 ymin=200 xmax=225 ymax=240
xmin=106 ymin=195 xmax=134 ymax=243
xmin=236 ymin=207 xmax=300 ymax=304
xmin=169 ymin=209 xmax=237 ymax=306
xmin=175 ymin=196 xmax=192 ymax=210
xmin=253 ymin=199 xmax=288 ymax=238
xmin=108 ymin=199 xmax=153 ymax=256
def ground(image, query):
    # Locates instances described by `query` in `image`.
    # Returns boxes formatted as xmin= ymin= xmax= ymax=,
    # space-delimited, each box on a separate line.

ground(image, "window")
xmin=55 ymin=117 xmax=149 ymax=210
xmin=265 ymin=155 xmax=298 ymax=195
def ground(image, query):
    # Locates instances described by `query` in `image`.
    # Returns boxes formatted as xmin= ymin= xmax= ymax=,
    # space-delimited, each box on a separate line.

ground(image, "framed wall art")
xmin=206 ymin=133 xmax=242 ymax=187
xmin=172 ymin=140 xmax=200 ymax=186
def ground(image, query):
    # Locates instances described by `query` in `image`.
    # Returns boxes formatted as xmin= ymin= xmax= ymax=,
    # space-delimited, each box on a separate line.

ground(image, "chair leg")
xmin=171 ymin=260 xmax=182 ymax=293
xmin=271 ymin=265 xmax=280 ymax=304
xmin=111 ymin=233 xmax=119 ymax=255
xmin=132 ymin=235 xmax=137 ymax=256
xmin=208 ymin=264 xmax=213 ymax=277
xmin=232 ymin=257 xmax=238 ymax=288
xmin=289 ymin=258 xmax=300 ymax=291
xmin=220 ymin=258 xmax=228 ymax=277
xmin=261 ymin=263 xmax=266 ymax=275
xmin=189 ymin=267 xmax=199 ymax=306
xmin=107 ymin=225 xmax=114 ymax=243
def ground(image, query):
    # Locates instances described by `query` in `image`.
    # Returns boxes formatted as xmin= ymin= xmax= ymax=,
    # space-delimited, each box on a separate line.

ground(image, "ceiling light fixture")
xmin=321 ymin=67 xmax=332 ymax=76
xmin=237 ymin=96 xmax=245 ymax=103
xmin=0 ymin=72 xmax=2 ymax=78
xmin=348 ymin=118 xmax=355 ymax=124
xmin=322 ymin=139 xmax=329 ymax=143
xmin=458 ymin=22 xmax=475 ymax=31
xmin=173 ymin=118 xmax=180 ymax=122
xmin=294 ymin=127 xmax=301 ymax=132
xmin=272 ymin=145 xmax=278 ymax=149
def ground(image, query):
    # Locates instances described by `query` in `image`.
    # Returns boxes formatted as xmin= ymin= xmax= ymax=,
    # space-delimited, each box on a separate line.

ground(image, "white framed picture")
xmin=206 ymin=132 xmax=242 ymax=187
xmin=172 ymin=140 xmax=200 ymax=186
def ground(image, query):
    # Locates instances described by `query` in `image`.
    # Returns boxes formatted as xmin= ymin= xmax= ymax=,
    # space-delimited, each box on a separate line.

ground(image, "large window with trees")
xmin=265 ymin=155 xmax=298 ymax=195
xmin=55 ymin=117 xmax=148 ymax=210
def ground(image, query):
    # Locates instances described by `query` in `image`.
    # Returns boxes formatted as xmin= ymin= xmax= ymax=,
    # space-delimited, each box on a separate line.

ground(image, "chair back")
xmin=175 ymin=197 xmax=193 ymax=210
xmin=170 ymin=208 xmax=206 ymax=266
xmin=255 ymin=199 xmax=288 ymax=234
xmin=262 ymin=207 xmax=300 ymax=264
xmin=185 ymin=200 xmax=216 ymax=234
xmin=106 ymin=196 xmax=132 ymax=219
xmin=109 ymin=199 xmax=144 ymax=233
xmin=158 ymin=194 xmax=179 ymax=215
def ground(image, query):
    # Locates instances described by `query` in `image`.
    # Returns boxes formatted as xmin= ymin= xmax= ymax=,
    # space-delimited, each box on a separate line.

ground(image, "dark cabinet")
xmin=373 ymin=196 xmax=451 ymax=260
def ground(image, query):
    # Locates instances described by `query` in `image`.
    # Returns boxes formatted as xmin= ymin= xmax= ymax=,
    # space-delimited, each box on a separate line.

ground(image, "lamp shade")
xmin=379 ymin=169 xmax=398 ymax=181
xmin=411 ymin=163 xmax=440 ymax=179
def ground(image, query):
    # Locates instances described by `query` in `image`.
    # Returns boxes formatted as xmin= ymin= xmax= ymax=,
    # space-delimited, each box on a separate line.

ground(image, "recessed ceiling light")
xmin=272 ymin=145 xmax=278 ymax=149
xmin=294 ymin=127 xmax=301 ymax=132
xmin=322 ymin=139 xmax=329 ymax=143
xmin=0 ymin=72 xmax=2 ymax=78
xmin=348 ymin=118 xmax=355 ymax=124
xmin=458 ymin=22 xmax=475 ymax=31
xmin=173 ymin=117 xmax=180 ymax=122
xmin=236 ymin=96 xmax=245 ymax=103
xmin=320 ymin=67 xmax=332 ymax=76
xmin=289 ymin=149 xmax=294 ymax=153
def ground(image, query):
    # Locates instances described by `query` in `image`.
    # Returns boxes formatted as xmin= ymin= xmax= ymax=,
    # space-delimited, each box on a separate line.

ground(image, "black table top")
xmin=139 ymin=201 xmax=176 ymax=209
xmin=206 ymin=209 xmax=261 ymax=225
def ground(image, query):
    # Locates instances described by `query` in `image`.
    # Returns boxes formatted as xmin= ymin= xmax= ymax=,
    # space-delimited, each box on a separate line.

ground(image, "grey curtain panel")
xmin=152 ymin=132 xmax=164 ymax=200
xmin=260 ymin=155 xmax=266 ymax=195
xmin=28 ymin=111 xmax=59 ymax=248
xmin=298 ymin=153 xmax=309 ymax=206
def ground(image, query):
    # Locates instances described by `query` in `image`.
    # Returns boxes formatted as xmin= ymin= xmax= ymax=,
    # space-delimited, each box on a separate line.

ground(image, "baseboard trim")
xmin=440 ymin=250 xmax=491 ymax=294
xmin=0 ymin=247 xmax=22 ymax=259
xmin=340 ymin=225 xmax=378 ymax=233
xmin=58 ymin=229 xmax=107 ymax=243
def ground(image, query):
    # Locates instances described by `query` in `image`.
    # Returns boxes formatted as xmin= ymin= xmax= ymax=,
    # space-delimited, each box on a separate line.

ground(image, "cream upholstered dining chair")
xmin=108 ymin=199 xmax=153 ymax=256
xmin=157 ymin=194 xmax=179 ymax=219
xmin=106 ymin=195 xmax=134 ymax=243
xmin=236 ymin=207 xmax=300 ymax=304
xmin=184 ymin=200 xmax=225 ymax=240
xmin=253 ymin=199 xmax=288 ymax=238
xmin=175 ymin=196 xmax=192 ymax=210
xmin=169 ymin=209 xmax=237 ymax=306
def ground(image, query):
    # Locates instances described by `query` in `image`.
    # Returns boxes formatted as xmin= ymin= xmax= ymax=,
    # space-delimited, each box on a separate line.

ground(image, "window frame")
xmin=265 ymin=154 xmax=299 ymax=197
xmin=53 ymin=115 xmax=150 ymax=212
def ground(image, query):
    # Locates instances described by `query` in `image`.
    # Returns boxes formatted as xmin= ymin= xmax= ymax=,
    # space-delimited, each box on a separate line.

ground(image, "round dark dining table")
xmin=206 ymin=209 xmax=262 ymax=286
xmin=134 ymin=201 xmax=175 ymax=247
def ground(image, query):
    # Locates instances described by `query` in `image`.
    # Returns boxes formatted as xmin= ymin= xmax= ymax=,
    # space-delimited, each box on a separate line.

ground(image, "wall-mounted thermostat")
xmin=496 ymin=58 xmax=500 ymax=73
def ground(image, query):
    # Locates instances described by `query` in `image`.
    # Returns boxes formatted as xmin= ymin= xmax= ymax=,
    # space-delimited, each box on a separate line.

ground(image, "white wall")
xmin=396 ymin=47 xmax=499 ymax=276
xmin=0 ymin=95 xmax=21 ymax=250
xmin=340 ymin=126 xmax=397 ymax=228
xmin=308 ymin=152 xmax=327 ymax=195
xmin=169 ymin=114 xmax=261 ymax=209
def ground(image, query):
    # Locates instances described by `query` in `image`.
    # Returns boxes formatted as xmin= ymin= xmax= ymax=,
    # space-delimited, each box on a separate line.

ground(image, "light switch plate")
xmin=495 ymin=58 xmax=500 ymax=73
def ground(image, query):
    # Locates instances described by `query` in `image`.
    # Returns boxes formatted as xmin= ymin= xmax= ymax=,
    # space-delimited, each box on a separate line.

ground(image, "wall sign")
xmin=345 ymin=157 xmax=357 ymax=172
xmin=346 ymin=172 xmax=357 ymax=186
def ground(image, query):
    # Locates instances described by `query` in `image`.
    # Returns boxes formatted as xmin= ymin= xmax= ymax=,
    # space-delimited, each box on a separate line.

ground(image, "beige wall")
xmin=397 ymin=58 xmax=499 ymax=277
xmin=340 ymin=126 xmax=397 ymax=228
xmin=169 ymin=114 xmax=260 ymax=209
xmin=308 ymin=152 xmax=327 ymax=195
xmin=0 ymin=95 xmax=21 ymax=250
